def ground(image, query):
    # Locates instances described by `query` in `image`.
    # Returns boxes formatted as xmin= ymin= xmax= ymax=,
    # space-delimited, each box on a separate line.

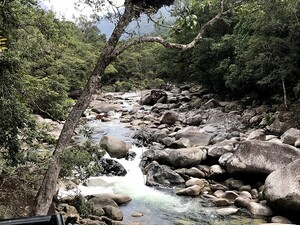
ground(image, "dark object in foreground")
xmin=0 ymin=214 xmax=64 ymax=225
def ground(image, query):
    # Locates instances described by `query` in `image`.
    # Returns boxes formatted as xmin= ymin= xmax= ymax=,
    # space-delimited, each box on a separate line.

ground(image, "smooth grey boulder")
xmin=263 ymin=159 xmax=300 ymax=214
xmin=225 ymin=140 xmax=300 ymax=176
xmin=175 ymin=127 xmax=212 ymax=146
xmin=99 ymin=135 xmax=131 ymax=159
xmin=280 ymin=128 xmax=300 ymax=146
xmin=146 ymin=161 xmax=185 ymax=187
xmin=247 ymin=202 xmax=273 ymax=216
xmin=208 ymin=139 xmax=237 ymax=158
xmin=139 ymin=90 xmax=167 ymax=106
xmin=176 ymin=185 xmax=203 ymax=197
xmin=168 ymin=147 xmax=207 ymax=168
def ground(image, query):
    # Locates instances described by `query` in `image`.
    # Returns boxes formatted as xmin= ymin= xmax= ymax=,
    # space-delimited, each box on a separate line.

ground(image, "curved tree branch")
xmin=112 ymin=7 xmax=231 ymax=58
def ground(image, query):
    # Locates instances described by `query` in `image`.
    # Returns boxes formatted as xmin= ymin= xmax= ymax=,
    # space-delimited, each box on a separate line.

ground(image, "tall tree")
xmin=33 ymin=0 xmax=240 ymax=215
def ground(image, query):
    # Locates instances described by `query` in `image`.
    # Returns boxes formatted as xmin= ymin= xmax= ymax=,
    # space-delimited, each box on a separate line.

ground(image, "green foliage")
xmin=60 ymin=141 xmax=105 ymax=181
xmin=72 ymin=195 xmax=93 ymax=218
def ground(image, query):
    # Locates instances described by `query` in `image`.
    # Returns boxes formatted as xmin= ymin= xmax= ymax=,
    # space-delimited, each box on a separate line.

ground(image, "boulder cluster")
xmin=56 ymin=84 xmax=300 ymax=224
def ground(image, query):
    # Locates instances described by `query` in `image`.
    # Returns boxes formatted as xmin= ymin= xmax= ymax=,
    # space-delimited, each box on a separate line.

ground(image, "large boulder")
xmin=263 ymin=159 xmax=300 ymax=216
xmin=175 ymin=127 xmax=212 ymax=146
xmin=225 ymin=140 xmax=300 ymax=176
xmin=98 ymin=158 xmax=127 ymax=176
xmin=99 ymin=135 xmax=131 ymax=159
xmin=139 ymin=90 xmax=167 ymax=106
xmin=146 ymin=161 xmax=185 ymax=187
xmin=91 ymin=102 xmax=121 ymax=113
xmin=168 ymin=147 xmax=207 ymax=168
xmin=280 ymin=128 xmax=300 ymax=146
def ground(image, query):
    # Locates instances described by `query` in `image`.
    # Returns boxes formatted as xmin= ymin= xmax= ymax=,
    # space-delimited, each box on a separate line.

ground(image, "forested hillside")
xmin=0 ymin=0 xmax=300 ymax=219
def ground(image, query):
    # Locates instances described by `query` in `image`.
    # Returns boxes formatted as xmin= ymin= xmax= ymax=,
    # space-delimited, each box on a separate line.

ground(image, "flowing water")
xmin=60 ymin=93 xmax=268 ymax=225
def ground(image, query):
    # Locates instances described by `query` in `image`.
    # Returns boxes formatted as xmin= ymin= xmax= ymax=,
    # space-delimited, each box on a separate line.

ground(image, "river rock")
xmin=234 ymin=196 xmax=251 ymax=208
xmin=216 ymin=207 xmax=239 ymax=216
xmin=271 ymin=216 xmax=293 ymax=224
xmin=263 ymin=159 xmax=300 ymax=215
xmin=99 ymin=158 xmax=127 ymax=176
xmin=176 ymin=185 xmax=203 ymax=197
xmin=99 ymin=135 xmax=131 ymax=159
xmin=208 ymin=140 xmax=237 ymax=158
xmin=103 ymin=206 xmax=123 ymax=221
xmin=139 ymin=90 xmax=167 ymax=106
xmin=247 ymin=202 xmax=273 ymax=216
xmin=88 ymin=195 xmax=118 ymax=208
xmin=175 ymin=127 xmax=212 ymax=146
xmin=91 ymin=102 xmax=122 ymax=113
xmin=185 ymin=167 xmax=205 ymax=178
xmin=169 ymin=138 xmax=191 ymax=149
xmin=160 ymin=111 xmax=179 ymax=125
xmin=225 ymin=140 xmax=300 ymax=176
xmin=280 ymin=128 xmax=300 ymax=146
xmin=139 ymin=150 xmax=170 ymax=170
xmin=146 ymin=161 xmax=185 ymax=187
xmin=185 ymin=178 xmax=209 ymax=188
xmin=185 ymin=115 xmax=203 ymax=126
xmin=168 ymin=147 xmax=207 ymax=168
xmin=213 ymin=198 xmax=232 ymax=206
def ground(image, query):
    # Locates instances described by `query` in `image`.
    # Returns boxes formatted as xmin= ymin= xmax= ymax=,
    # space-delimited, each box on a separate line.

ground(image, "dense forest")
xmin=0 ymin=0 xmax=300 ymax=218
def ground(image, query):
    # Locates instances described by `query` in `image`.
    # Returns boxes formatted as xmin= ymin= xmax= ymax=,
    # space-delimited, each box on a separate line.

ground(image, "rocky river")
xmin=56 ymin=85 xmax=300 ymax=225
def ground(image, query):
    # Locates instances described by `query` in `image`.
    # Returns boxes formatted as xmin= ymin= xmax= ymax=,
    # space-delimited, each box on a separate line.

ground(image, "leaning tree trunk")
xmin=32 ymin=0 xmax=232 ymax=215
xmin=32 ymin=1 xmax=135 ymax=215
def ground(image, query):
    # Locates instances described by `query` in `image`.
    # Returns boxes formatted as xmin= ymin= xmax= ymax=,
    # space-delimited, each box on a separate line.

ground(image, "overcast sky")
xmin=40 ymin=0 xmax=125 ymax=21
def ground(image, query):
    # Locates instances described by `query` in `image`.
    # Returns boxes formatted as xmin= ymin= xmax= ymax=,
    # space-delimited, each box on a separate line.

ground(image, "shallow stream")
xmin=61 ymin=92 xmax=267 ymax=225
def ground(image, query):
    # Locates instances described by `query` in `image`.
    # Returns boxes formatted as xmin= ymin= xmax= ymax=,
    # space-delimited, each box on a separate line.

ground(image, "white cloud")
xmin=40 ymin=0 xmax=95 ymax=21
xmin=40 ymin=0 xmax=125 ymax=21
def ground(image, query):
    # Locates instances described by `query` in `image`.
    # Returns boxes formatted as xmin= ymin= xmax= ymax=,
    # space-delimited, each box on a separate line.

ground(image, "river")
xmin=60 ymin=92 xmax=268 ymax=225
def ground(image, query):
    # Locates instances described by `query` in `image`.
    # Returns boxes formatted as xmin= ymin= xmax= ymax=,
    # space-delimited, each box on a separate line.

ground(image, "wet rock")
xmin=247 ymin=129 xmax=266 ymax=140
xmin=99 ymin=135 xmax=131 ymax=159
xmin=280 ymin=128 xmax=300 ymax=146
xmin=234 ymin=196 xmax=251 ymax=208
xmin=103 ymin=206 xmax=123 ymax=221
xmin=247 ymin=202 xmax=273 ymax=216
xmin=226 ymin=140 xmax=300 ymax=176
xmin=228 ymin=179 xmax=244 ymax=190
xmin=168 ymin=147 xmax=207 ymax=168
xmin=176 ymin=127 xmax=212 ymax=146
xmin=208 ymin=140 xmax=237 ymax=158
xmin=271 ymin=216 xmax=293 ymax=224
xmin=263 ymin=159 xmax=300 ymax=215
xmin=216 ymin=207 xmax=239 ymax=216
xmin=88 ymin=195 xmax=118 ymax=208
xmin=139 ymin=150 xmax=170 ymax=170
xmin=185 ymin=178 xmax=209 ymax=188
xmin=185 ymin=167 xmax=205 ymax=178
xmin=139 ymin=90 xmax=167 ymax=106
xmin=91 ymin=102 xmax=122 ymax=113
xmin=160 ymin=110 xmax=179 ymax=125
xmin=209 ymin=165 xmax=226 ymax=177
xmin=146 ymin=161 xmax=185 ymax=187
xmin=176 ymin=185 xmax=203 ymax=197
xmin=99 ymin=158 xmax=127 ymax=176
xmin=213 ymin=198 xmax=232 ymax=206
xmin=185 ymin=115 xmax=203 ymax=126
xmin=169 ymin=138 xmax=191 ymax=149
xmin=240 ymin=191 xmax=252 ymax=199
xmin=213 ymin=190 xmax=225 ymax=198
xmin=224 ymin=191 xmax=239 ymax=201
